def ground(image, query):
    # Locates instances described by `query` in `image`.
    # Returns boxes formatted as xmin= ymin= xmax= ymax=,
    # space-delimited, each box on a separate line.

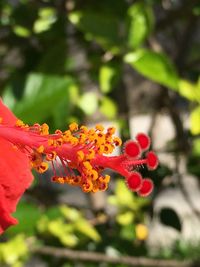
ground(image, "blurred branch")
xmin=33 ymin=246 xmax=194 ymax=267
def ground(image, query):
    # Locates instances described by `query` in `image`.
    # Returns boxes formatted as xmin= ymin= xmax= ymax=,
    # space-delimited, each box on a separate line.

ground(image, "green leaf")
xmin=13 ymin=25 xmax=31 ymax=37
xmin=99 ymin=96 xmax=117 ymax=119
xmin=78 ymin=92 xmax=98 ymax=115
xmin=60 ymin=205 xmax=81 ymax=222
xmin=127 ymin=3 xmax=154 ymax=49
xmin=178 ymin=80 xmax=200 ymax=102
xmin=33 ymin=7 xmax=56 ymax=33
xmin=6 ymin=202 xmax=42 ymax=236
xmin=69 ymin=11 xmax=123 ymax=53
xmin=116 ymin=211 xmax=134 ymax=225
xmin=192 ymin=138 xmax=200 ymax=156
xmin=47 ymin=219 xmax=78 ymax=247
xmin=60 ymin=206 xmax=100 ymax=241
xmin=190 ymin=106 xmax=200 ymax=135
xmin=112 ymin=180 xmax=134 ymax=208
xmin=38 ymin=40 xmax=67 ymax=73
xmin=37 ymin=216 xmax=78 ymax=247
xmin=12 ymin=73 xmax=73 ymax=124
xmin=99 ymin=64 xmax=121 ymax=93
xmin=2 ymin=86 xmax=16 ymax=109
xmin=0 ymin=235 xmax=28 ymax=266
xmin=124 ymin=49 xmax=179 ymax=89
xmin=75 ymin=219 xmax=101 ymax=242
xmin=120 ymin=224 xmax=136 ymax=241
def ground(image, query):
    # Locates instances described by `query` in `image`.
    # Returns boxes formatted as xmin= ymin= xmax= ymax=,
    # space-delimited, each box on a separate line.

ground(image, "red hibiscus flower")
xmin=0 ymin=100 xmax=33 ymax=234
xmin=0 ymin=100 xmax=158 ymax=234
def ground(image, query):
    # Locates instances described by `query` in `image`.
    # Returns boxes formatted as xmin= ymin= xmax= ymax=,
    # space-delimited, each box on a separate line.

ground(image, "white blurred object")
xmin=147 ymin=174 xmax=200 ymax=254
xmin=129 ymin=114 xmax=152 ymax=138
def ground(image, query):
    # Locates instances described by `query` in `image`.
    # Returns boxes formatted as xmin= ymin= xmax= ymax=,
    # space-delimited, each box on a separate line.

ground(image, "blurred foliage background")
xmin=0 ymin=0 xmax=200 ymax=266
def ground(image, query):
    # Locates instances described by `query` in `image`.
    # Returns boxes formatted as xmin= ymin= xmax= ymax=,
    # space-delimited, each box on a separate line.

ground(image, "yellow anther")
xmin=15 ymin=119 xmax=25 ymax=127
xmin=77 ymin=150 xmax=85 ymax=162
xmin=88 ymin=132 xmax=97 ymax=142
xmin=99 ymin=182 xmax=108 ymax=191
xmin=46 ymin=151 xmax=57 ymax=161
xmin=37 ymin=145 xmax=44 ymax=153
xmin=36 ymin=162 xmax=48 ymax=173
xmin=82 ymin=180 xmax=93 ymax=192
xmin=69 ymin=122 xmax=78 ymax=132
xmin=86 ymin=149 xmax=95 ymax=160
xmin=95 ymin=124 xmax=104 ymax=131
xmin=99 ymin=175 xmax=110 ymax=183
xmin=89 ymin=169 xmax=98 ymax=180
xmin=52 ymin=176 xmax=65 ymax=184
xmin=48 ymin=139 xmax=54 ymax=146
xmin=105 ymin=135 xmax=112 ymax=143
xmin=83 ymin=161 xmax=92 ymax=170
xmin=70 ymin=137 xmax=78 ymax=145
xmin=63 ymin=130 xmax=71 ymax=136
xmin=80 ymin=125 xmax=88 ymax=133
xmin=88 ymin=129 xmax=95 ymax=135
xmin=0 ymin=117 xmax=2 ymax=124
xmin=71 ymin=176 xmax=82 ymax=185
xmin=55 ymin=129 xmax=63 ymax=135
xmin=95 ymin=133 xmax=105 ymax=146
xmin=103 ymin=144 xmax=114 ymax=154
xmin=55 ymin=138 xmax=63 ymax=146
xmin=57 ymin=177 xmax=65 ymax=184
xmin=41 ymin=123 xmax=49 ymax=135
xmin=107 ymin=127 xmax=116 ymax=135
xmin=92 ymin=183 xmax=99 ymax=193
xmin=97 ymin=145 xmax=104 ymax=155
xmin=31 ymin=152 xmax=42 ymax=166
xmin=79 ymin=133 xmax=86 ymax=144
xmin=113 ymin=137 xmax=122 ymax=146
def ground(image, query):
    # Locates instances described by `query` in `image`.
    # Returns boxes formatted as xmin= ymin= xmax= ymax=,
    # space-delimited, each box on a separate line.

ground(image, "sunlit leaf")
xmin=193 ymin=139 xmax=200 ymax=156
xmin=61 ymin=206 xmax=101 ymax=241
xmin=109 ymin=180 xmax=134 ymax=208
xmin=33 ymin=7 xmax=56 ymax=33
xmin=37 ymin=216 xmax=78 ymax=247
xmin=190 ymin=106 xmax=200 ymax=135
xmin=47 ymin=219 xmax=77 ymax=247
xmin=178 ymin=80 xmax=200 ymax=102
xmin=0 ymin=235 xmax=28 ymax=266
xmin=78 ymin=92 xmax=98 ymax=115
xmin=127 ymin=3 xmax=154 ymax=49
xmin=75 ymin=219 xmax=101 ymax=242
xmin=13 ymin=25 xmax=31 ymax=37
xmin=124 ymin=49 xmax=179 ymax=89
xmin=60 ymin=205 xmax=81 ymax=221
xmin=99 ymin=96 xmax=117 ymax=119
xmin=116 ymin=211 xmax=134 ymax=225
xmin=99 ymin=64 xmax=121 ymax=93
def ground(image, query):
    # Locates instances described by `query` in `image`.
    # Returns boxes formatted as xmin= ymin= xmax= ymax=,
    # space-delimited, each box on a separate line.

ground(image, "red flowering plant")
xmin=0 ymin=99 xmax=158 ymax=235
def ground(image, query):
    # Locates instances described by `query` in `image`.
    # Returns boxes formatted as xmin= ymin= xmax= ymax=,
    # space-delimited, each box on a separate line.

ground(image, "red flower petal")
xmin=0 ymin=99 xmax=17 ymax=125
xmin=138 ymin=179 xmax=153 ymax=197
xmin=0 ymin=138 xmax=33 ymax=234
xmin=0 ymin=101 xmax=33 ymax=234
xmin=124 ymin=140 xmax=141 ymax=158
xmin=146 ymin=151 xmax=159 ymax=170
xmin=136 ymin=133 xmax=150 ymax=151
xmin=126 ymin=172 xmax=142 ymax=191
